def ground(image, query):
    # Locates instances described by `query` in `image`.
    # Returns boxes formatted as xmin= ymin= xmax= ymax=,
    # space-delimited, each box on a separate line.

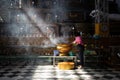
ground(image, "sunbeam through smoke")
xmin=0 ymin=0 xmax=71 ymax=48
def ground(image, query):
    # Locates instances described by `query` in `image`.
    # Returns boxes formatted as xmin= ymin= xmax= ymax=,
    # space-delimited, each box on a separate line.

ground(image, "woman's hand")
xmin=72 ymin=41 xmax=77 ymax=46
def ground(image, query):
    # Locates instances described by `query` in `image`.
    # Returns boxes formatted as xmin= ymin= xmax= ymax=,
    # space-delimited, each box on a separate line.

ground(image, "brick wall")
xmin=0 ymin=36 xmax=56 ymax=56
xmin=0 ymin=36 xmax=120 ymax=56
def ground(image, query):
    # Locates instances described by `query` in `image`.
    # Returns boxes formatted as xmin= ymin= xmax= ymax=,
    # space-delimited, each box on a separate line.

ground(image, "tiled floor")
xmin=0 ymin=59 xmax=120 ymax=80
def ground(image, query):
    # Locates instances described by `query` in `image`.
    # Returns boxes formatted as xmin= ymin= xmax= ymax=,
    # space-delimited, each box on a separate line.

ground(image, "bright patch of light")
xmin=75 ymin=69 xmax=94 ymax=80
xmin=55 ymin=15 xmax=58 ymax=18
xmin=80 ymin=74 xmax=93 ymax=80
xmin=46 ymin=27 xmax=49 ymax=29
xmin=32 ymin=65 xmax=55 ymax=79
xmin=0 ymin=16 xmax=3 ymax=22
xmin=32 ymin=65 xmax=95 ymax=80
xmin=66 ymin=74 xmax=79 ymax=78
xmin=11 ymin=3 xmax=13 ymax=6
xmin=20 ymin=27 xmax=23 ymax=30
xmin=17 ymin=14 xmax=20 ymax=17
xmin=72 ymin=27 xmax=74 ymax=30
xmin=32 ymin=1 xmax=34 ymax=4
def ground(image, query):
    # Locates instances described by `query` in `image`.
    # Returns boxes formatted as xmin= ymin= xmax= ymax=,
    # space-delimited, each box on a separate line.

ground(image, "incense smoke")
xmin=0 ymin=0 xmax=70 ymax=47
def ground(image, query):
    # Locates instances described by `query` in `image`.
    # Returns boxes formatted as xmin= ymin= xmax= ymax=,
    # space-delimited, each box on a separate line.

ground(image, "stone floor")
xmin=0 ymin=59 xmax=120 ymax=80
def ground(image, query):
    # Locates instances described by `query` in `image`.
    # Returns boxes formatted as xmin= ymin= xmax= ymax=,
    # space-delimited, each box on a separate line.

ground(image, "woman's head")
xmin=75 ymin=32 xmax=80 ymax=36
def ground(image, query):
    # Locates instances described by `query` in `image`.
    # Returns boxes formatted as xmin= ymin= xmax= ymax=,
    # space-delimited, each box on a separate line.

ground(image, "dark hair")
xmin=75 ymin=32 xmax=80 ymax=36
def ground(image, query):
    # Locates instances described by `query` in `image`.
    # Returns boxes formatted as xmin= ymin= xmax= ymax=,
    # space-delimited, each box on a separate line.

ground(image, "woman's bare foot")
xmin=77 ymin=65 xmax=83 ymax=69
